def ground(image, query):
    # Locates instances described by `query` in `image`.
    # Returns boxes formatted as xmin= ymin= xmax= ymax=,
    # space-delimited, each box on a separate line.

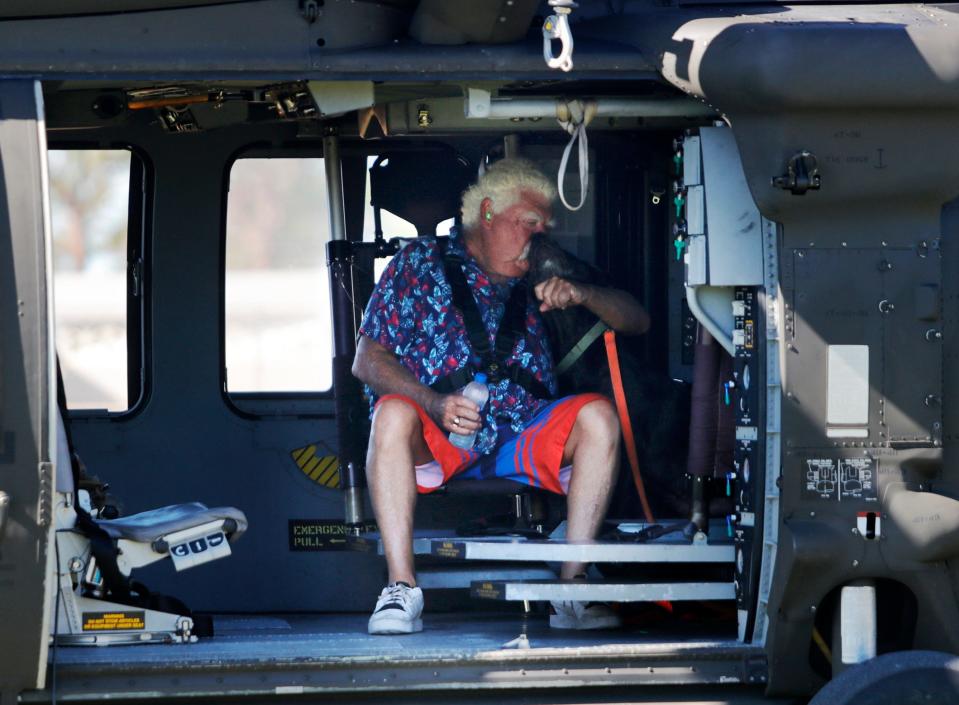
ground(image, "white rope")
xmin=556 ymin=99 xmax=596 ymax=212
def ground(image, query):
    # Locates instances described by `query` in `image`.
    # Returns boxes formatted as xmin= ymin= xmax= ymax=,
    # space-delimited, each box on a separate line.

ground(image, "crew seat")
xmin=53 ymin=403 xmax=248 ymax=646
xmin=93 ymin=502 xmax=247 ymax=574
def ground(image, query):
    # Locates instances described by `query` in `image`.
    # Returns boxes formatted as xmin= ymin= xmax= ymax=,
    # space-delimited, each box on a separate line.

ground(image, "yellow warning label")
xmin=472 ymin=582 xmax=503 ymax=600
xmin=291 ymin=443 xmax=340 ymax=489
xmin=433 ymin=541 xmax=464 ymax=559
xmin=82 ymin=611 xmax=146 ymax=631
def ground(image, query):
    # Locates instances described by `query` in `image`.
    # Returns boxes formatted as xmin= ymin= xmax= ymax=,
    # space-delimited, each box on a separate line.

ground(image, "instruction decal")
xmin=291 ymin=442 xmax=340 ymax=489
xmin=802 ymin=457 xmax=877 ymax=502
xmin=289 ymin=519 xmax=376 ymax=551
xmin=431 ymin=541 xmax=465 ymax=559
xmin=82 ymin=611 xmax=145 ymax=631
xmin=471 ymin=582 xmax=504 ymax=600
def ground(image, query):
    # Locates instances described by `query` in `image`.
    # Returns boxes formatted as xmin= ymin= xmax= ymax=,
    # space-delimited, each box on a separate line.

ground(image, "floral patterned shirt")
xmin=358 ymin=230 xmax=557 ymax=454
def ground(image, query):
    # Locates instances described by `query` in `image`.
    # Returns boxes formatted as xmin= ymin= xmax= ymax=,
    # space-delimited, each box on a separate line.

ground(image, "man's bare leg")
xmin=365 ymin=398 xmax=432 ymax=586
xmin=559 ymin=399 xmax=621 ymax=580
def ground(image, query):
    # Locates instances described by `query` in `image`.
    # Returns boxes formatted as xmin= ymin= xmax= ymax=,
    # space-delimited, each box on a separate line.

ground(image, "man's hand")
xmin=427 ymin=393 xmax=482 ymax=434
xmin=353 ymin=336 xmax=487 ymax=435
xmin=534 ymin=276 xmax=590 ymax=312
xmin=533 ymin=275 xmax=650 ymax=335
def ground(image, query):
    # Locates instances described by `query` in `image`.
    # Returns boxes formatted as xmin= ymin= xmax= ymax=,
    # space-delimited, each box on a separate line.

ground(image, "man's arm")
xmin=352 ymin=335 xmax=483 ymax=434
xmin=533 ymin=276 xmax=650 ymax=335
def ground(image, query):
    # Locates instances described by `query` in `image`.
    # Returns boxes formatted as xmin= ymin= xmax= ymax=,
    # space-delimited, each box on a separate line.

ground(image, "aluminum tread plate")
xmin=430 ymin=538 xmax=734 ymax=563
xmin=471 ymin=580 xmax=737 ymax=602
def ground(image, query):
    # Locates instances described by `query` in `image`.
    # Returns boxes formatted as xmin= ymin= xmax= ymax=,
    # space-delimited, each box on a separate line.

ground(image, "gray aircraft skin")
xmin=2 ymin=1 xmax=959 ymax=703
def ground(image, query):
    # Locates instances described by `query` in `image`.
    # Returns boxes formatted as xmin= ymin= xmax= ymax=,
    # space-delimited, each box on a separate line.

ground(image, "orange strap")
xmin=604 ymin=329 xmax=655 ymax=524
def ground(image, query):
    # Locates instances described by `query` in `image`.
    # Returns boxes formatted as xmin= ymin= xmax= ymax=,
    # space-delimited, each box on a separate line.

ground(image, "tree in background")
xmin=48 ymin=149 xmax=130 ymax=271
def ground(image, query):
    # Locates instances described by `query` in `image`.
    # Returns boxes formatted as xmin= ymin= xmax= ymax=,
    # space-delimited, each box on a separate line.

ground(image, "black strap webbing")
xmin=437 ymin=242 xmax=551 ymax=401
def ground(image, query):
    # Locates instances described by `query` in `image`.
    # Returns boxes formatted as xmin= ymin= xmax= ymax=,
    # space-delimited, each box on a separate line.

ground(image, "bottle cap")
xmin=474 ymin=373 xmax=488 ymax=384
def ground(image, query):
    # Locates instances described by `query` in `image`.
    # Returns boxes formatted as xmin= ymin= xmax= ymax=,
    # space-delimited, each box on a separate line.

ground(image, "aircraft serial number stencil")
xmin=802 ymin=457 xmax=877 ymax=502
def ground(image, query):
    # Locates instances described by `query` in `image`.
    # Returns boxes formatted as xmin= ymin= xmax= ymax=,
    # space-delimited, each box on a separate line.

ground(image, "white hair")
xmin=460 ymin=158 xmax=557 ymax=230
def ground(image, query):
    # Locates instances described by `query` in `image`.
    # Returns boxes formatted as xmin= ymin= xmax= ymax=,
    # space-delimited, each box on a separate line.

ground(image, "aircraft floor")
xmin=52 ymin=610 xmax=739 ymax=666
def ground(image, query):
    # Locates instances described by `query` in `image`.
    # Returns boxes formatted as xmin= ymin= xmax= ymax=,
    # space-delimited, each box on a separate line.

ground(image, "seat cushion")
xmin=94 ymin=502 xmax=248 ymax=543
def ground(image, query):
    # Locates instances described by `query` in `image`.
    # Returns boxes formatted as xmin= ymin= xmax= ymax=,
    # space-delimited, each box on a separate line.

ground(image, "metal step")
xmin=430 ymin=537 xmax=733 ymax=563
xmin=471 ymin=579 xmax=736 ymax=603
xmin=347 ymin=532 xmax=441 ymax=555
xmin=348 ymin=521 xmax=735 ymax=564
xmin=417 ymin=566 xmax=554 ymax=589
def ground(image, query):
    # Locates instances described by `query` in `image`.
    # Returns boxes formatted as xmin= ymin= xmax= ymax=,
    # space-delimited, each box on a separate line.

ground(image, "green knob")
xmin=673 ymin=151 xmax=682 ymax=175
xmin=674 ymin=237 xmax=685 ymax=261
xmin=673 ymin=192 xmax=685 ymax=219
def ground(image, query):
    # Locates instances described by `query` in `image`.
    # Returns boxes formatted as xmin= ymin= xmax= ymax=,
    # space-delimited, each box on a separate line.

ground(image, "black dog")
xmin=527 ymin=234 xmax=691 ymax=521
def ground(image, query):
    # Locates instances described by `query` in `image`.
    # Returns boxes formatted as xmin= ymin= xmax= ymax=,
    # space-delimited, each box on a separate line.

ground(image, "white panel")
xmin=686 ymin=184 xmax=705 ymax=236
xmin=308 ymin=80 xmax=375 ymax=116
xmin=686 ymin=234 xmax=707 ymax=286
xmin=696 ymin=285 xmax=735 ymax=339
xmin=683 ymin=135 xmax=701 ymax=185
xmin=699 ymin=127 xmax=764 ymax=286
xmin=827 ymin=345 xmax=870 ymax=427
xmin=827 ymin=427 xmax=868 ymax=438
xmin=841 ymin=585 xmax=877 ymax=664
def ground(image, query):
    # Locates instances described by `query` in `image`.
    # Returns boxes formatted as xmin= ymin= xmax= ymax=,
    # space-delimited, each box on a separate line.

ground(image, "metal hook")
xmin=543 ymin=9 xmax=575 ymax=72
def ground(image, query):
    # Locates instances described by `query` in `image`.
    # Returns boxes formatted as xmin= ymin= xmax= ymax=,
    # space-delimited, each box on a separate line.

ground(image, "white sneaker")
xmin=368 ymin=582 xmax=424 ymax=634
xmin=549 ymin=601 xmax=622 ymax=630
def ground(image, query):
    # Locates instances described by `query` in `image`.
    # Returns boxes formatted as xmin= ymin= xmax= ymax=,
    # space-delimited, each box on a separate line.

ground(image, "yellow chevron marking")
xmin=316 ymin=460 xmax=341 ymax=488
xmin=316 ymin=461 xmax=339 ymax=485
xmin=310 ymin=456 xmax=335 ymax=481
xmin=302 ymin=456 xmax=322 ymax=477
xmin=294 ymin=444 xmax=317 ymax=468
xmin=291 ymin=443 xmax=340 ymax=489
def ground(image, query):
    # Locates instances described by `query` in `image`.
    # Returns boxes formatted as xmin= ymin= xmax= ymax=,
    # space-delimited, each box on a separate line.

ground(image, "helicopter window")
xmin=224 ymin=157 xmax=334 ymax=395
xmin=50 ymin=148 xmax=137 ymax=412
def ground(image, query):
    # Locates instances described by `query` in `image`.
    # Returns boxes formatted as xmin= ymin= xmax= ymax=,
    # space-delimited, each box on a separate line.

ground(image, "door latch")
xmin=772 ymin=150 xmax=821 ymax=195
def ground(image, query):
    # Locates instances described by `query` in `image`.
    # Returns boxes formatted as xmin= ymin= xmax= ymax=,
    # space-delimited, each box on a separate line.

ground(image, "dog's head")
xmin=527 ymin=233 xmax=579 ymax=287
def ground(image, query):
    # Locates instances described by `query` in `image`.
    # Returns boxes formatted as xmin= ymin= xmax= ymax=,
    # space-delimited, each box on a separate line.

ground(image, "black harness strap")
xmin=436 ymin=242 xmax=552 ymax=401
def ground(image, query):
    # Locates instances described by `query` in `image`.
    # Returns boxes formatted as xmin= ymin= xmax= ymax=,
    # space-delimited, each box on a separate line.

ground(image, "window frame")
xmin=47 ymin=142 xmax=152 ymax=419
xmin=220 ymin=145 xmax=340 ymax=419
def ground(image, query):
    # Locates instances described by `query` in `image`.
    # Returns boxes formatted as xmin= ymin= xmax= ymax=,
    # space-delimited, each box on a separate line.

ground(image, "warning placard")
xmin=288 ymin=519 xmax=376 ymax=551
xmin=802 ymin=457 xmax=877 ymax=502
xmin=82 ymin=611 xmax=145 ymax=631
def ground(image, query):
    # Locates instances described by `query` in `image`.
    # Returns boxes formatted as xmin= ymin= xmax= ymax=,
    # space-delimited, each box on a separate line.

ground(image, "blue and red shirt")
xmin=358 ymin=230 xmax=557 ymax=455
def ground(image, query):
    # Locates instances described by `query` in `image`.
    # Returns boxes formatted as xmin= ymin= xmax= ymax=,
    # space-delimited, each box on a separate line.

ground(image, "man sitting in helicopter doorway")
xmin=352 ymin=158 xmax=650 ymax=634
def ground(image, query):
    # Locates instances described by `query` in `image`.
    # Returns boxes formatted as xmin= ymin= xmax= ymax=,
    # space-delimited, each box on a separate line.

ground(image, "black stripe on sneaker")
xmin=375 ymin=603 xmax=407 ymax=613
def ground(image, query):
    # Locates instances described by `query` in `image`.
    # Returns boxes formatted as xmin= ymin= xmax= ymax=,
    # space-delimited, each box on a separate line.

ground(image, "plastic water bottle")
xmin=448 ymin=373 xmax=489 ymax=450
